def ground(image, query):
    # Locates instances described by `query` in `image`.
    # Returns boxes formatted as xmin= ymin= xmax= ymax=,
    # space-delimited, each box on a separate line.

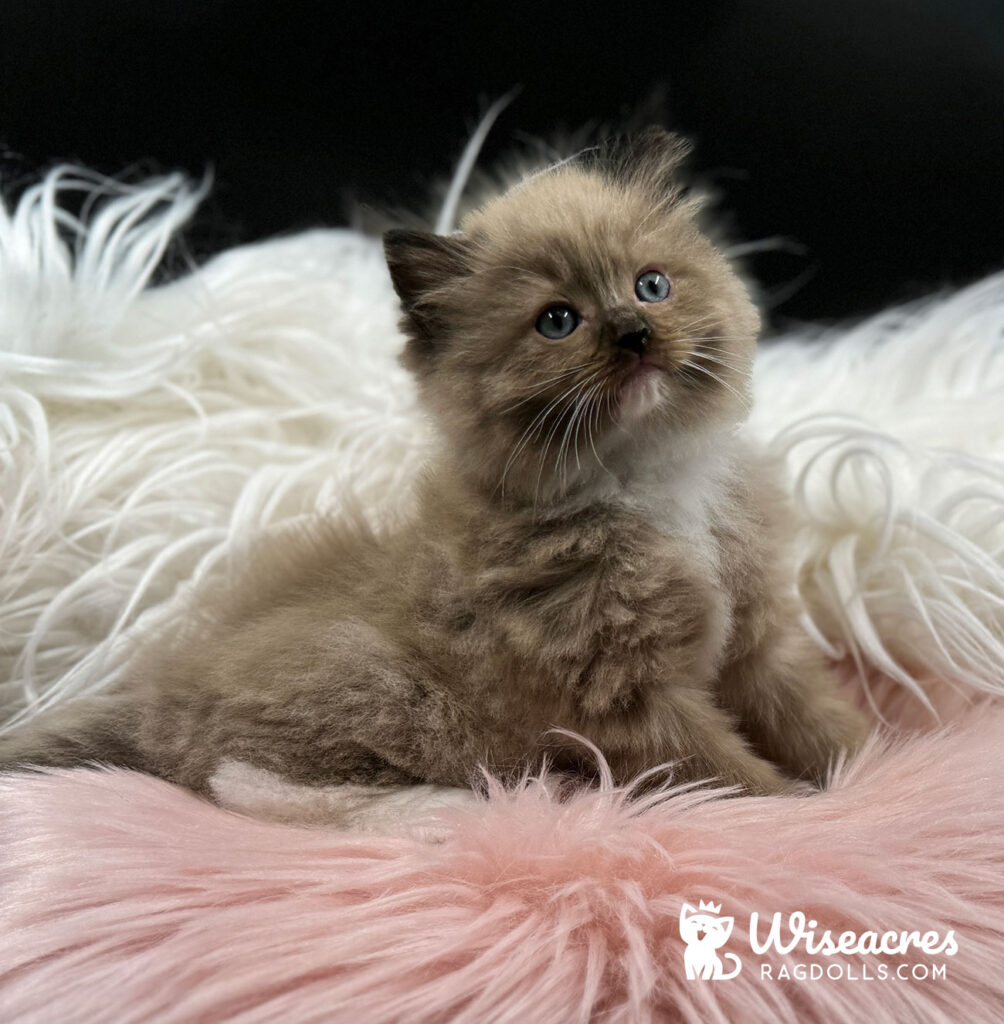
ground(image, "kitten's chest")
xmin=621 ymin=462 xmax=731 ymax=580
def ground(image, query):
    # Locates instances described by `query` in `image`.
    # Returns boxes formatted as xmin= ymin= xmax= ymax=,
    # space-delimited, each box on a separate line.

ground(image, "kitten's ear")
xmin=606 ymin=125 xmax=692 ymax=202
xmin=719 ymin=917 xmax=734 ymax=940
xmin=680 ymin=902 xmax=696 ymax=923
xmin=383 ymin=229 xmax=473 ymax=370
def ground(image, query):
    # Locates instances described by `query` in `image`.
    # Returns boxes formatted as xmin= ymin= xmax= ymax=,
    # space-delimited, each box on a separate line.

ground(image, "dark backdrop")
xmin=2 ymin=0 xmax=1002 ymax=325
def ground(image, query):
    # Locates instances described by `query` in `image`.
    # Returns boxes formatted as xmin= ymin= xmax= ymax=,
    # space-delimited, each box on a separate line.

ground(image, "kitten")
xmin=0 ymin=129 xmax=866 ymax=817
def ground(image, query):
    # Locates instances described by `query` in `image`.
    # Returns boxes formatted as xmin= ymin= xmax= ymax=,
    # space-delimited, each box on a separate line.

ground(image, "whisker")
xmin=557 ymin=401 xmax=582 ymax=484
xmin=534 ymin=368 xmax=604 ymax=507
xmin=498 ymin=369 xmax=602 ymax=500
xmin=684 ymin=339 xmax=749 ymax=352
xmin=683 ymin=345 xmax=747 ymax=373
xmin=576 ymin=381 xmax=601 ymax=472
xmin=675 ymin=313 xmax=722 ymax=334
xmin=584 ymin=380 xmax=614 ymax=478
xmin=535 ymin=403 xmax=571 ymax=512
xmin=555 ymin=370 xmax=604 ymax=483
xmin=683 ymin=336 xmax=748 ymax=361
xmin=607 ymin=382 xmax=622 ymax=432
xmin=497 ymin=378 xmax=583 ymax=499
xmin=501 ymin=367 xmax=591 ymax=414
xmin=691 ymin=353 xmax=746 ymax=375
xmin=520 ymin=361 xmax=594 ymax=381
xmin=680 ymin=358 xmax=750 ymax=410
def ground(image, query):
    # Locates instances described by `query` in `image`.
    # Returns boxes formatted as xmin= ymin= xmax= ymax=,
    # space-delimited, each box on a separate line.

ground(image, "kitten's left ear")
xmin=383 ymin=230 xmax=473 ymax=368
xmin=719 ymin=917 xmax=734 ymax=940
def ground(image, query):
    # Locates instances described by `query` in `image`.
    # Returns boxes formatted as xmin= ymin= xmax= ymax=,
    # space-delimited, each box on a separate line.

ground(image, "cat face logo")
xmin=680 ymin=900 xmax=742 ymax=980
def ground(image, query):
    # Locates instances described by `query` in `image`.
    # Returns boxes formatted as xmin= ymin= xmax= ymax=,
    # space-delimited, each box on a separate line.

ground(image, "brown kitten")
xmin=0 ymin=129 xmax=866 ymax=809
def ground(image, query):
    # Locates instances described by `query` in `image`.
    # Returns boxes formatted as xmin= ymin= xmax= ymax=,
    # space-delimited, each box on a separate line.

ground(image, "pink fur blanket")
xmin=3 ymin=678 xmax=1004 ymax=1023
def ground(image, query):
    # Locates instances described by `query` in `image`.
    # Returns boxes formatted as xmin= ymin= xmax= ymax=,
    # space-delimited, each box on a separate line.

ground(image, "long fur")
xmin=750 ymin=289 xmax=1004 ymax=710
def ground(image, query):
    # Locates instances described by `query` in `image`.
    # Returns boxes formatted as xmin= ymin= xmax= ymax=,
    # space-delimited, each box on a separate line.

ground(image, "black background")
xmin=2 ymin=0 xmax=1002 ymax=325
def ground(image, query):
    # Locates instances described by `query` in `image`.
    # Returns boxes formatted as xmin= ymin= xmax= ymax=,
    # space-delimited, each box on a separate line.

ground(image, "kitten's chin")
xmin=616 ymin=364 xmax=664 ymax=423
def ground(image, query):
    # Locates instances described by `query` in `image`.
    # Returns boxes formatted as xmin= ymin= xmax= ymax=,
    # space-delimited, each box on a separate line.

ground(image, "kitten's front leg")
xmin=596 ymin=683 xmax=793 ymax=796
xmin=717 ymin=623 xmax=868 ymax=786
xmin=564 ymin=566 xmax=792 ymax=796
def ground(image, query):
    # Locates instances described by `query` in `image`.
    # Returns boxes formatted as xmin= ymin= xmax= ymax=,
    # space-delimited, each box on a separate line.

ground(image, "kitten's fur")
xmin=0 ymin=129 xmax=866 ymax=805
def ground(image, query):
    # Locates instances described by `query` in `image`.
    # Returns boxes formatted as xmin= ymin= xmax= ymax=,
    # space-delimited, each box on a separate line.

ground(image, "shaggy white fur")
xmin=0 ymin=165 xmax=1002 ymax=737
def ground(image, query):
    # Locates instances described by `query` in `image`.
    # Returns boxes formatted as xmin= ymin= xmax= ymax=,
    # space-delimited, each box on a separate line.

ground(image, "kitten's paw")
xmin=681 ymin=754 xmax=791 ymax=798
xmin=733 ymin=761 xmax=792 ymax=797
xmin=789 ymin=701 xmax=871 ymax=788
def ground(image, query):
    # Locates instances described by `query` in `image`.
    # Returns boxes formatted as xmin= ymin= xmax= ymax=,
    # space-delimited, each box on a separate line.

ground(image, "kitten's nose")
xmin=617 ymin=327 xmax=650 ymax=355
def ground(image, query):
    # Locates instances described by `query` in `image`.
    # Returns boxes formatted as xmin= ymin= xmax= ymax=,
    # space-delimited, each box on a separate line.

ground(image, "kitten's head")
xmin=384 ymin=128 xmax=760 ymax=505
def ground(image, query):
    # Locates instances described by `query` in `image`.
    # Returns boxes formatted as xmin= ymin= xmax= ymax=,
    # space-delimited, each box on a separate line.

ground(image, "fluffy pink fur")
xmin=2 ymin=677 xmax=1003 ymax=1023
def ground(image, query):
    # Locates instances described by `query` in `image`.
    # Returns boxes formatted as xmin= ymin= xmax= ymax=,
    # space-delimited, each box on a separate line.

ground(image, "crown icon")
xmin=698 ymin=900 xmax=722 ymax=914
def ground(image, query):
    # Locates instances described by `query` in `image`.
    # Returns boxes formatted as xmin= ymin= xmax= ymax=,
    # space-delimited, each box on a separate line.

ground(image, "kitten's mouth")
xmin=615 ymin=360 xmax=665 ymax=422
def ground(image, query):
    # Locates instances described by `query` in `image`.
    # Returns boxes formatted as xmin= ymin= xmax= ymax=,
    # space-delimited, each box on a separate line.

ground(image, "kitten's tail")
xmin=0 ymin=694 xmax=146 ymax=774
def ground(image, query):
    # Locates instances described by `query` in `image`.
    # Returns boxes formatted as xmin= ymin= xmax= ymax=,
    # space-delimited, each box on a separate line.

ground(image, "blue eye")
xmin=535 ymin=305 xmax=580 ymax=340
xmin=635 ymin=270 xmax=671 ymax=303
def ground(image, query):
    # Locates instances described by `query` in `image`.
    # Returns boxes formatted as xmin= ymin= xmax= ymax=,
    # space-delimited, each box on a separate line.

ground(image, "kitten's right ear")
xmin=383 ymin=229 xmax=472 ymax=371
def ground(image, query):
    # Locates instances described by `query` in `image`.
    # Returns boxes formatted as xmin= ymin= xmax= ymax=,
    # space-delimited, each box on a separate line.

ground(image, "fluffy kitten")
xmin=0 ymin=129 xmax=866 ymax=809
